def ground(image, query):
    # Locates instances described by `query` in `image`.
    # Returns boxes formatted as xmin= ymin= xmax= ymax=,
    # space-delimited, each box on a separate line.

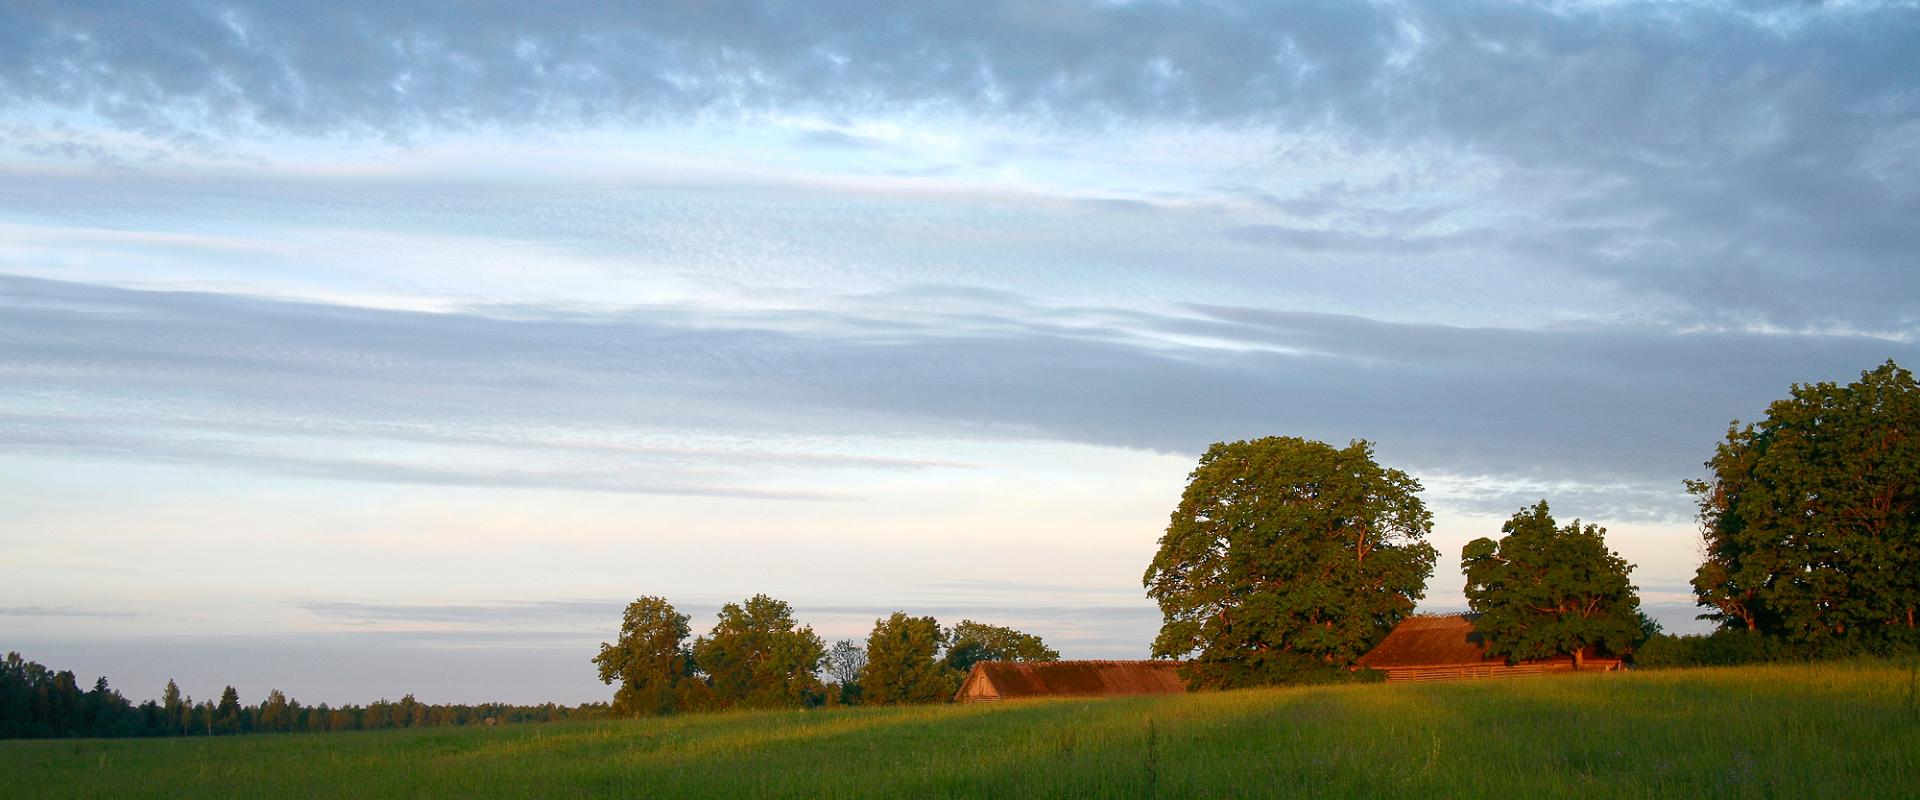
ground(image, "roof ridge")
xmin=1006 ymin=659 xmax=1182 ymax=666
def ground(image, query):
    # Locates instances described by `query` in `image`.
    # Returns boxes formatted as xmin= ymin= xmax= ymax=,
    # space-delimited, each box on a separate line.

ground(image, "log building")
xmin=954 ymin=660 xmax=1186 ymax=703
xmin=1356 ymin=613 xmax=1622 ymax=682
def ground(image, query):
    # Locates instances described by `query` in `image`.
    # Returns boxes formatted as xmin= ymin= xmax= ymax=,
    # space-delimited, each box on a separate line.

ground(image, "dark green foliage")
xmin=1462 ymin=501 xmax=1643 ymax=665
xmin=859 ymin=612 xmax=956 ymax=704
xmin=593 ymin=596 xmax=698 ymax=717
xmin=1689 ymin=360 xmax=1920 ymax=651
xmin=692 ymin=594 xmax=827 ymax=709
xmin=214 ymin=686 xmax=242 ymax=735
xmin=2 ymin=650 xmax=608 ymax=740
xmin=1633 ymin=630 xmax=1794 ymax=669
xmin=0 ymin=657 xmax=151 ymax=740
xmin=1144 ymin=437 xmax=1437 ymax=689
xmin=942 ymin=620 xmax=1060 ymax=673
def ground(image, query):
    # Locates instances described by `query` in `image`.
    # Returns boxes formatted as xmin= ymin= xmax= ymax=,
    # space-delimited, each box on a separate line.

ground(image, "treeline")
xmin=593 ymin=594 xmax=1056 ymax=716
xmin=0 ymin=651 xmax=607 ymax=740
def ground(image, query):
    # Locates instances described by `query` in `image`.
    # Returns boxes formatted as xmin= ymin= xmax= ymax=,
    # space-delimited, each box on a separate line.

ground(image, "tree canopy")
xmin=1144 ymin=437 xmax=1437 ymax=688
xmin=1461 ymin=501 xmax=1642 ymax=667
xmin=691 ymin=594 xmax=827 ymax=709
xmin=593 ymin=596 xmax=696 ymax=716
xmin=1688 ymin=360 xmax=1920 ymax=652
xmin=859 ymin=612 xmax=955 ymax=705
xmin=942 ymin=620 xmax=1060 ymax=674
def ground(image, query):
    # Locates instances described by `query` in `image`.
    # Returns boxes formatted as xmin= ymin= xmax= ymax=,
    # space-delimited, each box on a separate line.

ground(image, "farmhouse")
xmin=1356 ymin=613 xmax=1622 ymax=682
xmin=954 ymin=660 xmax=1186 ymax=703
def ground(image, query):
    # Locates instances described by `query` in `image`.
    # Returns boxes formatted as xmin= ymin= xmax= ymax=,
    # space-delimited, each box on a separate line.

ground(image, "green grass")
xmin=6 ymin=660 xmax=1918 ymax=799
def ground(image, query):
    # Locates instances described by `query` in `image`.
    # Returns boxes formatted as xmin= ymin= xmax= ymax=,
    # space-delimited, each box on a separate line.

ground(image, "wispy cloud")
xmin=0 ymin=605 xmax=141 ymax=619
xmin=4 ymin=274 xmax=1912 ymax=517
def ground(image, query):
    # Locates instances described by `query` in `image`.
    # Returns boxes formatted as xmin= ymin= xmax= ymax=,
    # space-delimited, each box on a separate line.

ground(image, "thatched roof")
xmin=956 ymin=660 xmax=1186 ymax=701
xmin=1355 ymin=613 xmax=1500 ymax=669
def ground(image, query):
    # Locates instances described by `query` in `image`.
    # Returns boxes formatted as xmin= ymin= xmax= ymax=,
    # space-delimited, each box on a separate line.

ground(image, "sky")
xmin=2 ymin=0 xmax=1917 ymax=706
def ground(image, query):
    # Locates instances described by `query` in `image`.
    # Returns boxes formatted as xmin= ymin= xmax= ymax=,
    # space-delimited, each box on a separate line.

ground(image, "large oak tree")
xmin=692 ymin=594 xmax=826 ymax=709
xmin=1689 ymin=360 xmax=1919 ymax=651
xmin=593 ymin=596 xmax=697 ymax=716
xmin=1144 ymin=437 xmax=1437 ymax=688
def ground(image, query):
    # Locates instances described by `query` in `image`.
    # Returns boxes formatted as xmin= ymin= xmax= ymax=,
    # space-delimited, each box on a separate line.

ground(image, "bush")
xmin=1635 ymin=630 xmax=1795 ymax=669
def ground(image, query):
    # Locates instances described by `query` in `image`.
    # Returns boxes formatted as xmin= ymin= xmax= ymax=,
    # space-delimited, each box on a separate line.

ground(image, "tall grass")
xmin=4 ymin=660 xmax=1916 ymax=799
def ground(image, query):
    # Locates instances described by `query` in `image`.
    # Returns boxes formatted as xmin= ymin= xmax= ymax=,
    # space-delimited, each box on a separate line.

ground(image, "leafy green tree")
xmin=860 ymin=612 xmax=954 ymax=704
xmin=1689 ymin=360 xmax=1920 ymax=651
xmin=692 ymin=594 xmax=827 ymax=709
xmin=1145 ymin=437 xmax=1437 ymax=688
xmin=943 ymin=620 xmax=1060 ymax=673
xmin=593 ymin=596 xmax=697 ymax=716
xmin=1461 ymin=501 xmax=1642 ymax=668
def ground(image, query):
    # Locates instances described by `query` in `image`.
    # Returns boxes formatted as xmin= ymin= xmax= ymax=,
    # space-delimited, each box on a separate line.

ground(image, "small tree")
xmin=942 ymin=621 xmax=1060 ymax=673
xmin=859 ymin=612 xmax=954 ymax=705
xmin=1145 ymin=437 xmax=1437 ymax=688
xmin=692 ymin=594 xmax=827 ymax=709
xmin=823 ymin=640 xmax=867 ymax=704
xmin=1462 ymin=501 xmax=1642 ymax=668
xmin=214 ymin=686 xmax=241 ymax=735
xmin=593 ymin=596 xmax=696 ymax=716
xmin=161 ymin=679 xmax=183 ymax=736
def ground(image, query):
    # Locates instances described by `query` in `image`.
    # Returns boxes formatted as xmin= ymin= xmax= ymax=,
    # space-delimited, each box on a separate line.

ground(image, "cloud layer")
xmin=7 ymin=1 xmax=1916 ymax=331
xmin=5 ymin=274 xmax=1910 ymax=520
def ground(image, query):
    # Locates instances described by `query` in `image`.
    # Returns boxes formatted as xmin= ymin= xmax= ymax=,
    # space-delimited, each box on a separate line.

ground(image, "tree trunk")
xmin=1572 ymin=648 xmax=1585 ymax=671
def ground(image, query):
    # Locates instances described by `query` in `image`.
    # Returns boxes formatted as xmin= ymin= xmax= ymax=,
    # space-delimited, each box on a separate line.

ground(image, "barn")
xmin=1356 ymin=613 xmax=1623 ymax=682
xmin=953 ymin=660 xmax=1187 ymax=703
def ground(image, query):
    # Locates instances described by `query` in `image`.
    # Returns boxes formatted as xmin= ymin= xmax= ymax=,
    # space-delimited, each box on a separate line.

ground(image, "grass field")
xmin=5 ymin=660 xmax=1917 ymax=799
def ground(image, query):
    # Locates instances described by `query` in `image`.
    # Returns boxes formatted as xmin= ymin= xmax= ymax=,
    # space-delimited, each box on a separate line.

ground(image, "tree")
xmin=1461 ymin=501 xmax=1642 ymax=668
xmin=214 ymin=686 xmax=241 ymax=735
xmin=1689 ymin=360 xmax=1919 ymax=651
xmin=259 ymin=689 xmax=291 ymax=733
xmin=943 ymin=620 xmax=1060 ymax=674
xmin=593 ymin=596 xmax=696 ymax=717
xmin=692 ymin=594 xmax=827 ymax=709
xmin=823 ymin=640 xmax=867 ymax=704
xmin=1144 ymin=437 xmax=1437 ymax=688
xmin=859 ymin=612 xmax=954 ymax=704
xmin=161 ymin=679 xmax=183 ymax=736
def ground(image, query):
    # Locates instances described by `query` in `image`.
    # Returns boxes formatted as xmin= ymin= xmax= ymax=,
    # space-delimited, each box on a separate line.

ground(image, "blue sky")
xmin=2 ymin=0 xmax=1917 ymax=705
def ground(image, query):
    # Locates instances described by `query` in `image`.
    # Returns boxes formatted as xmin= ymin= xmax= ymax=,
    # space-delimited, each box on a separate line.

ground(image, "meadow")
xmin=4 ymin=660 xmax=1916 ymax=799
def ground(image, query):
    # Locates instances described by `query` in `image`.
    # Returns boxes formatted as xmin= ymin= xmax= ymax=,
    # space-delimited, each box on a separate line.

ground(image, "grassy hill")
xmin=5 ymin=660 xmax=1917 ymax=799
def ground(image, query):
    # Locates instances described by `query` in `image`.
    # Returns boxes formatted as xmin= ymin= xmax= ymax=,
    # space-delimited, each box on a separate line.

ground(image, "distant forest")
xmin=0 ymin=651 xmax=608 ymax=740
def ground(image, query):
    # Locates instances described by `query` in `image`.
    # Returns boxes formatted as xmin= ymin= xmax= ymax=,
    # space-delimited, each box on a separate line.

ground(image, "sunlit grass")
xmin=6 ymin=659 xmax=1917 ymax=799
